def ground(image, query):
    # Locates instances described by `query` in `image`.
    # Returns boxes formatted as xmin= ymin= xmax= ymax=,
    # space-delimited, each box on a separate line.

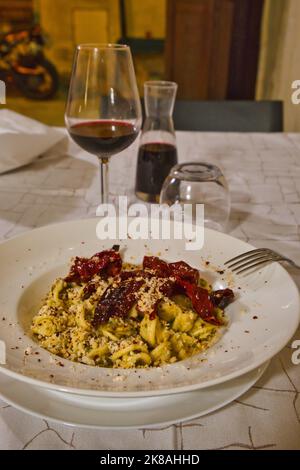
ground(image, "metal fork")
xmin=224 ymin=248 xmax=300 ymax=274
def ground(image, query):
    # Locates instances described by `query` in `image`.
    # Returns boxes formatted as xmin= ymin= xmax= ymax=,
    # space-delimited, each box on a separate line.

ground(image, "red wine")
xmin=135 ymin=142 xmax=178 ymax=202
xmin=69 ymin=121 xmax=138 ymax=155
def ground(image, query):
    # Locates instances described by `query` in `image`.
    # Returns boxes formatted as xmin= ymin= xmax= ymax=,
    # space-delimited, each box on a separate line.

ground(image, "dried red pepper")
xmin=93 ymin=279 xmax=144 ymax=326
xmin=65 ymin=247 xmax=122 ymax=283
xmin=143 ymin=256 xmax=199 ymax=284
xmin=211 ymin=289 xmax=235 ymax=310
xmin=143 ymin=256 xmax=171 ymax=277
xmin=169 ymin=261 xmax=199 ymax=284
xmin=89 ymin=253 xmax=233 ymax=327
xmin=143 ymin=255 xmax=233 ymax=324
xmin=175 ymin=278 xmax=221 ymax=325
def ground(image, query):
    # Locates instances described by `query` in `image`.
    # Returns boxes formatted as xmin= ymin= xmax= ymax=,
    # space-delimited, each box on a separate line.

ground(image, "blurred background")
xmin=0 ymin=0 xmax=299 ymax=131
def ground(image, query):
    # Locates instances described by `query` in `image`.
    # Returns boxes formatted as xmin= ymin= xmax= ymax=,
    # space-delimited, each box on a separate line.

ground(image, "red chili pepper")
xmin=143 ymin=256 xmax=171 ymax=277
xmin=87 ymin=254 xmax=234 ymax=327
xmin=211 ymin=289 xmax=235 ymax=309
xmin=143 ymin=255 xmax=226 ymax=324
xmin=175 ymin=279 xmax=222 ymax=325
xmin=143 ymin=257 xmax=199 ymax=284
xmin=93 ymin=279 xmax=144 ymax=326
xmin=169 ymin=261 xmax=199 ymax=284
xmin=65 ymin=248 xmax=122 ymax=283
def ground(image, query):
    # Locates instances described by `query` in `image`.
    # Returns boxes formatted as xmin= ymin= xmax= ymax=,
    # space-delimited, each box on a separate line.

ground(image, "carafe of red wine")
xmin=135 ymin=81 xmax=178 ymax=202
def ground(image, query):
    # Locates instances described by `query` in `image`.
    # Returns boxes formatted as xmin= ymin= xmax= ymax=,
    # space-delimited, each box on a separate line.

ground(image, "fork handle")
xmin=281 ymin=258 xmax=300 ymax=270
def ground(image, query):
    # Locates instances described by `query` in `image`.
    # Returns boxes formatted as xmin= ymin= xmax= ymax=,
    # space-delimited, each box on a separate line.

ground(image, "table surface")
xmin=0 ymin=130 xmax=299 ymax=450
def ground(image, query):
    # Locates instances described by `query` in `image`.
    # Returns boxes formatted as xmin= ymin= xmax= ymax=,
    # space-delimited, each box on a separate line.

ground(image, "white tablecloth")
xmin=0 ymin=130 xmax=299 ymax=450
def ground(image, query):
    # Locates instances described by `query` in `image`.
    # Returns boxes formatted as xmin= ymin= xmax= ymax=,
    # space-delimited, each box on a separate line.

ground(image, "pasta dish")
xmin=31 ymin=246 xmax=234 ymax=368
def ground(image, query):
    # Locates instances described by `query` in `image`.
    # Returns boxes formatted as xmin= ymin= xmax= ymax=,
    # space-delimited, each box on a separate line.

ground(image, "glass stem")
xmin=99 ymin=157 xmax=109 ymax=204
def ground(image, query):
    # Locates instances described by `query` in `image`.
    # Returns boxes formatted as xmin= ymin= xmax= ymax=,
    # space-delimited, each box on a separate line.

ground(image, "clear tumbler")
xmin=160 ymin=162 xmax=231 ymax=232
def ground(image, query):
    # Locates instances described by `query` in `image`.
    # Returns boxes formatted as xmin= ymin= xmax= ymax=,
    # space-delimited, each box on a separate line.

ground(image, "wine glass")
xmin=65 ymin=44 xmax=142 ymax=204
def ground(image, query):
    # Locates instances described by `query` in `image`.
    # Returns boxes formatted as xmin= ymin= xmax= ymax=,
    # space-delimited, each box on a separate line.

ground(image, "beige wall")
xmin=256 ymin=0 xmax=300 ymax=131
xmin=38 ymin=0 xmax=121 ymax=76
xmin=37 ymin=0 xmax=166 ymax=78
xmin=125 ymin=0 xmax=166 ymax=38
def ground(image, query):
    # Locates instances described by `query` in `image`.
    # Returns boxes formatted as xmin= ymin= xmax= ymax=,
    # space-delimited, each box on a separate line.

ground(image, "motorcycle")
xmin=0 ymin=25 xmax=59 ymax=100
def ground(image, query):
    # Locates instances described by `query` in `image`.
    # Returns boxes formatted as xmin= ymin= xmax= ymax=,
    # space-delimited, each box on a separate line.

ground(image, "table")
xmin=0 ymin=130 xmax=299 ymax=450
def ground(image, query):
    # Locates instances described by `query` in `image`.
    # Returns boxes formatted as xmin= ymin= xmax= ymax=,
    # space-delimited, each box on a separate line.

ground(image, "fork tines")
xmin=225 ymin=248 xmax=279 ymax=274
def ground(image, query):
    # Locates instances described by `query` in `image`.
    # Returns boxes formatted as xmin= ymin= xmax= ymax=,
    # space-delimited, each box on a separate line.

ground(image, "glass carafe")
xmin=135 ymin=81 xmax=178 ymax=202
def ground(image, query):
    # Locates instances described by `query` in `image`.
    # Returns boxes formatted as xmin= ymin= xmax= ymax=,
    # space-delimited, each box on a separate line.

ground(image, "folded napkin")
xmin=0 ymin=109 xmax=66 ymax=174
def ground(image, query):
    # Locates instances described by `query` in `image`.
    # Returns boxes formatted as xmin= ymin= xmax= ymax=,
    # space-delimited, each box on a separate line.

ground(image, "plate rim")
xmin=0 ymin=362 xmax=270 ymax=430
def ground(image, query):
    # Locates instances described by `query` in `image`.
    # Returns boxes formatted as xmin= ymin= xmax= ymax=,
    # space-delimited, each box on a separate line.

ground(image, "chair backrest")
xmin=172 ymin=100 xmax=283 ymax=132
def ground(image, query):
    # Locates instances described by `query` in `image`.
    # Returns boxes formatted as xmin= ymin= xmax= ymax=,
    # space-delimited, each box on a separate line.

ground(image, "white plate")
xmin=0 ymin=362 xmax=269 ymax=429
xmin=0 ymin=218 xmax=298 ymax=397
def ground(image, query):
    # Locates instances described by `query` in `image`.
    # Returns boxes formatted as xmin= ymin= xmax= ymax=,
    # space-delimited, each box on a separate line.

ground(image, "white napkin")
xmin=0 ymin=109 xmax=67 ymax=174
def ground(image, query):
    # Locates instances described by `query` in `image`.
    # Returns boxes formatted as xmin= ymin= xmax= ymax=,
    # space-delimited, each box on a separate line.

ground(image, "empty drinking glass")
xmin=160 ymin=162 xmax=230 ymax=232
